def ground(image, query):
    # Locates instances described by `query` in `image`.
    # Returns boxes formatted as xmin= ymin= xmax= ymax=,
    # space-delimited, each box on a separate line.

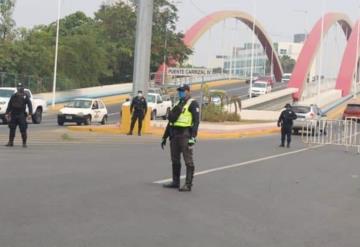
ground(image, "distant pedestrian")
xmin=128 ymin=90 xmax=147 ymax=136
xmin=161 ymin=84 xmax=200 ymax=192
xmin=5 ymin=83 xmax=33 ymax=148
xmin=277 ymin=103 xmax=297 ymax=148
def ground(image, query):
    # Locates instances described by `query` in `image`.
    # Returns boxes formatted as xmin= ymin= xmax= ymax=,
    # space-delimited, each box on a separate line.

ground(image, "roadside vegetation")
xmin=0 ymin=0 xmax=192 ymax=92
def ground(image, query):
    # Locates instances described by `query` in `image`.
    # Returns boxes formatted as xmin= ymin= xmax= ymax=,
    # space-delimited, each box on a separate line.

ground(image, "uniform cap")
xmin=177 ymin=84 xmax=190 ymax=92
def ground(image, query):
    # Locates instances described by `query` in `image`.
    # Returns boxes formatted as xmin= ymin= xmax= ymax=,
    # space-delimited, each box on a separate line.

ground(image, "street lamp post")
xmin=52 ymin=0 xmax=61 ymax=107
xmin=317 ymin=0 xmax=326 ymax=104
xmin=249 ymin=0 xmax=257 ymax=99
xmin=355 ymin=6 xmax=360 ymax=97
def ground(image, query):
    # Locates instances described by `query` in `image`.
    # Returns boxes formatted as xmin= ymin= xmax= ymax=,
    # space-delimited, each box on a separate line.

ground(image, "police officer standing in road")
xmin=5 ymin=83 xmax=33 ymax=148
xmin=277 ymin=103 xmax=297 ymax=148
xmin=128 ymin=90 xmax=147 ymax=136
xmin=161 ymin=85 xmax=200 ymax=192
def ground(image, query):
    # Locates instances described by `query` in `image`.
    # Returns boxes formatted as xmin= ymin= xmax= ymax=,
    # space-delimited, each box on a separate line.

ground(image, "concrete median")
xmin=68 ymin=121 xmax=279 ymax=140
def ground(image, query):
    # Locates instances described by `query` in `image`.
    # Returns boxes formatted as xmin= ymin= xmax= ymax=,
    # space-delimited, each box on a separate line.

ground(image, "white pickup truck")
xmin=0 ymin=87 xmax=47 ymax=124
xmin=122 ymin=93 xmax=173 ymax=120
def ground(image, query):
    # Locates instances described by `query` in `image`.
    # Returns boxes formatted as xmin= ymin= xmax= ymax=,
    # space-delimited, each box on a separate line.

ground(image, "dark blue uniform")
xmin=129 ymin=96 xmax=147 ymax=136
xmin=278 ymin=108 xmax=297 ymax=147
xmin=5 ymin=91 xmax=33 ymax=147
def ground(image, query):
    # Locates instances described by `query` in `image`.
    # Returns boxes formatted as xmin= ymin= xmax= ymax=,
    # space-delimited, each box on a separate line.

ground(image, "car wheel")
xmin=163 ymin=108 xmax=170 ymax=120
xmin=76 ymin=122 xmax=82 ymax=126
xmin=293 ymin=129 xmax=299 ymax=135
xmin=32 ymin=108 xmax=42 ymax=124
xmin=84 ymin=115 xmax=92 ymax=125
xmin=101 ymin=115 xmax=108 ymax=125
xmin=57 ymin=120 xmax=64 ymax=126
xmin=151 ymin=110 xmax=156 ymax=120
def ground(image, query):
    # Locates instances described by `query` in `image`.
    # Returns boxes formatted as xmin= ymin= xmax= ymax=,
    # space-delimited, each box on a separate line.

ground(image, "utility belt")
xmin=170 ymin=126 xmax=191 ymax=137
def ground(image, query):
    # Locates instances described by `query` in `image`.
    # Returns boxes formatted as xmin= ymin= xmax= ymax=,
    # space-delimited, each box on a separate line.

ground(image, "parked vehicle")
xmin=342 ymin=103 xmax=360 ymax=120
xmin=0 ymin=87 xmax=47 ymax=124
xmin=57 ymin=98 xmax=108 ymax=126
xmin=281 ymin=73 xmax=292 ymax=83
xmin=146 ymin=93 xmax=172 ymax=120
xmin=248 ymin=81 xmax=272 ymax=97
xmin=292 ymin=104 xmax=327 ymax=135
xmin=122 ymin=93 xmax=172 ymax=120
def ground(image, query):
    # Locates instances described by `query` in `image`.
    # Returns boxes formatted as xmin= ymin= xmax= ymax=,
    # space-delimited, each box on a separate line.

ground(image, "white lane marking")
xmin=153 ymin=145 xmax=323 ymax=184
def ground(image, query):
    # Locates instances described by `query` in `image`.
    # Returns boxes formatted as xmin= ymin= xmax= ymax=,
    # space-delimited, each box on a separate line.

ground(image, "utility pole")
xmin=132 ymin=0 xmax=154 ymax=96
xmin=52 ymin=0 xmax=61 ymax=107
xmin=249 ymin=0 xmax=257 ymax=99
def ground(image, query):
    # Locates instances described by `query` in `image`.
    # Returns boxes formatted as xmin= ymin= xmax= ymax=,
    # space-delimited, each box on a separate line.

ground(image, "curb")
xmin=68 ymin=125 xmax=279 ymax=140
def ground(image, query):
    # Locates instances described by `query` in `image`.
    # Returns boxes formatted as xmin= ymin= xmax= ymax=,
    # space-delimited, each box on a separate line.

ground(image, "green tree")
xmin=280 ymin=55 xmax=296 ymax=73
xmin=0 ymin=0 xmax=16 ymax=40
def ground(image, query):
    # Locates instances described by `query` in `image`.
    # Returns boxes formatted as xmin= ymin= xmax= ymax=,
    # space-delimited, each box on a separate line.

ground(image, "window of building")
xmin=280 ymin=49 xmax=287 ymax=55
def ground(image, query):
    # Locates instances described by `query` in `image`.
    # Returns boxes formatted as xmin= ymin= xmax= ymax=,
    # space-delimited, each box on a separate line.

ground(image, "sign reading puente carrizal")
xmin=167 ymin=68 xmax=213 ymax=76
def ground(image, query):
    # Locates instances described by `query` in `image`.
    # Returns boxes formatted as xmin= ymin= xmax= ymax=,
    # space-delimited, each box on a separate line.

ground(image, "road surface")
xmin=0 ymin=130 xmax=359 ymax=247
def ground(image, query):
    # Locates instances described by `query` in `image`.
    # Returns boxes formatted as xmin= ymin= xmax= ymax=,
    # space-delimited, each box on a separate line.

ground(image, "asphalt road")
xmin=0 ymin=131 xmax=359 ymax=247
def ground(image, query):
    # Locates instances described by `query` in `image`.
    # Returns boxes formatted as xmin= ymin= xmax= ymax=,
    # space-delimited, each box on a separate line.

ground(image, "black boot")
xmin=163 ymin=163 xmax=181 ymax=189
xmin=5 ymin=141 xmax=14 ymax=147
xmin=179 ymin=166 xmax=194 ymax=192
xmin=5 ymin=132 xmax=15 ymax=147
xmin=21 ymin=132 xmax=27 ymax=148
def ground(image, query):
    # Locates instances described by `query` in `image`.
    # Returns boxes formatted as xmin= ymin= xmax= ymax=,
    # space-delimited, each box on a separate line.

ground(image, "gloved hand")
xmin=188 ymin=137 xmax=196 ymax=147
xmin=277 ymin=122 xmax=281 ymax=127
xmin=161 ymin=138 xmax=167 ymax=150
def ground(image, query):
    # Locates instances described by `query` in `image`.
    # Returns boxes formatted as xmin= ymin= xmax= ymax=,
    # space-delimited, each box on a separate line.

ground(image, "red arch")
xmin=335 ymin=20 xmax=360 ymax=96
xmin=156 ymin=10 xmax=283 ymax=83
xmin=288 ymin=13 xmax=352 ymax=101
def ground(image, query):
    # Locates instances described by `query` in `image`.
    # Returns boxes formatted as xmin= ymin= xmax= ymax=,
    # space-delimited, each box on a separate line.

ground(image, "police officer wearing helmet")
xmin=277 ymin=103 xmax=297 ymax=148
xmin=161 ymin=84 xmax=200 ymax=192
xmin=5 ymin=83 xmax=33 ymax=148
xmin=128 ymin=90 xmax=147 ymax=136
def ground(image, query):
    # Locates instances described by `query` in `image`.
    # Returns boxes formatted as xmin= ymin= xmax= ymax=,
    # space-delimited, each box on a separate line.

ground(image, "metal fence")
xmin=301 ymin=118 xmax=360 ymax=153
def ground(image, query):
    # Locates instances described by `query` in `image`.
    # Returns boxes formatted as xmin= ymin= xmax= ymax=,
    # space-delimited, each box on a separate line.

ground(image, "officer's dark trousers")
xmin=281 ymin=126 xmax=292 ymax=146
xmin=8 ymin=113 xmax=28 ymax=144
xmin=129 ymin=111 xmax=144 ymax=134
xmin=170 ymin=131 xmax=195 ymax=186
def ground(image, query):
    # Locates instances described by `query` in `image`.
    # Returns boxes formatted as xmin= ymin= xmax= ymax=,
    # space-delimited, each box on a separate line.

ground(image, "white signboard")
xmin=167 ymin=68 xmax=212 ymax=76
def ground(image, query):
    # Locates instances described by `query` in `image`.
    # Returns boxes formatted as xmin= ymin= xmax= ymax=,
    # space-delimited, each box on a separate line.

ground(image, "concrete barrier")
xmin=242 ymin=88 xmax=298 ymax=109
xmin=297 ymin=89 xmax=342 ymax=108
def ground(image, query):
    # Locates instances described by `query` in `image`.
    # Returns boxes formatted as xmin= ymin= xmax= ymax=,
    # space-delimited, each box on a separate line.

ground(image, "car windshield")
xmin=346 ymin=104 xmax=360 ymax=112
xmin=292 ymin=106 xmax=311 ymax=114
xmin=253 ymin=83 xmax=266 ymax=88
xmin=147 ymin=95 xmax=156 ymax=103
xmin=65 ymin=100 xmax=92 ymax=109
xmin=0 ymin=89 xmax=15 ymax=98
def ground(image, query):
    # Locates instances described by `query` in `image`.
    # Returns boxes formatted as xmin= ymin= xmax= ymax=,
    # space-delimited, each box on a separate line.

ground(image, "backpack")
xmin=11 ymin=93 xmax=25 ymax=110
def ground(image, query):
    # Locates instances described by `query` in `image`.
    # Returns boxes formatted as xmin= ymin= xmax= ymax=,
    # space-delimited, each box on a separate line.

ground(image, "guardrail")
xmin=301 ymin=117 xmax=360 ymax=153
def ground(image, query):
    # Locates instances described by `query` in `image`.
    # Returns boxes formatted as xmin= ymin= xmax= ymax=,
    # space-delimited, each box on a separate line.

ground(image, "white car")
xmin=249 ymin=81 xmax=272 ymax=97
xmin=122 ymin=93 xmax=172 ymax=120
xmin=57 ymin=98 xmax=108 ymax=126
xmin=292 ymin=104 xmax=327 ymax=135
xmin=0 ymin=87 xmax=47 ymax=124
